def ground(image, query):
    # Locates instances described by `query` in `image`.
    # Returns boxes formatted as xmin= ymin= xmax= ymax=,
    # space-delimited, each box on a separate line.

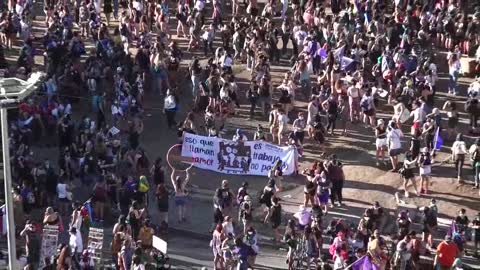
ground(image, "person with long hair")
xmin=171 ymin=167 xmax=191 ymax=222
xmin=401 ymin=151 xmax=419 ymax=198
xmin=56 ymin=243 xmax=72 ymax=270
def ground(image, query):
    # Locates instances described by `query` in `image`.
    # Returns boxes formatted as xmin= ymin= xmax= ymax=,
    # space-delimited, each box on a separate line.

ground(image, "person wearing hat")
xmin=434 ymin=234 xmax=460 ymax=270
xmin=452 ymin=133 xmax=467 ymax=184
xmin=418 ymin=147 xmax=432 ymax=194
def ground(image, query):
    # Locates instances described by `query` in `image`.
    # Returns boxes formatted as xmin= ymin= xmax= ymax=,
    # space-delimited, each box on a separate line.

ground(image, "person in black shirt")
xmin=151 ymin=157 xmax=165 ymax=185
xmin=455 ymin=208 xmax=469 ymax=238
xmin=247 ymin=80 xmax=259 ymax=118
xmin=322 ymin=96 xmax=338 ymax=136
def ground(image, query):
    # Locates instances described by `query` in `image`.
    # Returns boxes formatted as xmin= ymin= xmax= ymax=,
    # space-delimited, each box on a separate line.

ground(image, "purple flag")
xmin=351 ymin=255 xmax=379 ymax=270
xmin=434 ymin=127 xmax=443 ymax=150
xmin=85 ymin=201 xmax=94 ymax=221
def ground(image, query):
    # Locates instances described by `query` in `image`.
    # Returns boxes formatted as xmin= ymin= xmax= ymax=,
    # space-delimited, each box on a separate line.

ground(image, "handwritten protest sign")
xmin=181 ymin=133 xmax=296 ymax=176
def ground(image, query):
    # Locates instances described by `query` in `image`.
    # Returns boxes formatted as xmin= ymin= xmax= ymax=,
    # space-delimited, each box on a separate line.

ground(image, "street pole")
xmin=1 ymin=107 xmax=18 ymax=269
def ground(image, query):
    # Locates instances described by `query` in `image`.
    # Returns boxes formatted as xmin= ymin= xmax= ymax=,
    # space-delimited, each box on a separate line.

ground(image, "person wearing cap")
xmin=452 ymin=133 xmax=467 ymax=184
xmin=435 ymin=234 xmax=460 ymax=270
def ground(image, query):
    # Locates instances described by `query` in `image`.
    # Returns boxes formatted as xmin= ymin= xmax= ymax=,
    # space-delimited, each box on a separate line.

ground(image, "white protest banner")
xmin=181 ymin=133 xmax=296 ymax=176
xmin=152 ymin=235 xmax=168 ymax=254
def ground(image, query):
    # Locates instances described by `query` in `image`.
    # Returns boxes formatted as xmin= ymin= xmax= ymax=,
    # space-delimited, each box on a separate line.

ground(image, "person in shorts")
xmin=387 ymin=121 xmax=404 ymax=171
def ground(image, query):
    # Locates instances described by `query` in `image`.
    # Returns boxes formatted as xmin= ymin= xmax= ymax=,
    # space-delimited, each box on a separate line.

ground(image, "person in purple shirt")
xmin=233 ymin=237 xmax=255 ymax=270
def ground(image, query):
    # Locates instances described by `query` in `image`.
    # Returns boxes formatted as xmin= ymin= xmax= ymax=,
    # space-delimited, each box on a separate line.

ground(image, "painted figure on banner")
xmin=217 ymin=141 xmax=252 ymax=173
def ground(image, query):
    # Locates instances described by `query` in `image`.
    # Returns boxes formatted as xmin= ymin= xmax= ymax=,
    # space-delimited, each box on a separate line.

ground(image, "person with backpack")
xmin=421 ymin=205 xmax=438 ymax=249
xmin=213 ymin=180 xmax=234 ymax=228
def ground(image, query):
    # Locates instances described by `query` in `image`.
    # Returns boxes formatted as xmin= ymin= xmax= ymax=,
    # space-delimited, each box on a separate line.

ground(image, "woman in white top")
xmin=163 ymin=89 xmax=177 ymax=129
xmin=347 ymin=80 xmax=361 ymax=122
xmin=387 ymin=121 xmax=404 ymax=171
xmin=452 ymin=133 xmax=468 ymax=183
xmin=392 ymin=101 xmax=409 ymax=128
xmin=56 ymin=175 xmax=69 ymax=216
xmin=418 ymin=147 xmax=432 ymax=194
xmin=448 ymin=53 xmax=462 ymax=95
xmin=171 ymin=168 xmax=191 ymax=222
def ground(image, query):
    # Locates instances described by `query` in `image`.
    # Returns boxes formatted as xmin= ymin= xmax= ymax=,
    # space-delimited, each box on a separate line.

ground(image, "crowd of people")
xmin=1 ymin=0 xmax=480 ymax=269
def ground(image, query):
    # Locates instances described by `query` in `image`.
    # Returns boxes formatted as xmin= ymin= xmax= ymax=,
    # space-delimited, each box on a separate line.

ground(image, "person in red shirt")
xmin=435 ymin=235 xmax=459 ymax=270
